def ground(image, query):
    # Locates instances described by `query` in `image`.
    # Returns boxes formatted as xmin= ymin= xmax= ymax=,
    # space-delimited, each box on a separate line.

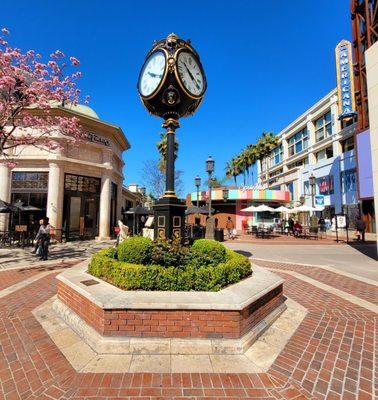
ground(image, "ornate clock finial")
xmin=166 ymin=33 xmax=179 ymax=46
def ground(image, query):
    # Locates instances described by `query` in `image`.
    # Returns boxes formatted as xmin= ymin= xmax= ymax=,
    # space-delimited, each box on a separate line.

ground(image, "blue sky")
xmin=2 ymin=0 xmax=351 ymax=194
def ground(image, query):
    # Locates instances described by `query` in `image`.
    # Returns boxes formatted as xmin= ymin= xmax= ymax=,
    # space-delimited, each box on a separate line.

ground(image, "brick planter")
xmin=56 ymin=259 xmax=285 ymax=346
xmin=57 ymin=280 xmax=283 ymax=339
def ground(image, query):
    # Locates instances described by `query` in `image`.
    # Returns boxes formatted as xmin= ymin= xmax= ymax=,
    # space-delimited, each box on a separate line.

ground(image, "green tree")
xmin=255 ymin=132 xmax=278 ymax=188
xmin=156 ymin=132 xmax=179 ymax=172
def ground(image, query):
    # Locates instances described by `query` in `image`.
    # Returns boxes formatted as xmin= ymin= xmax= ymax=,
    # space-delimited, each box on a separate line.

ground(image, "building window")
xmin=341 ymin=169 xmax=357 ymax=193
xmin=287 ymin=157 xmax=309 ymax=170
xmin=12 ymin=172 xmax=48 ymax=192
xmin=64 ymin=174 xmax=101 ymax=194
xmin=269 ymin=168 xmax=283 ymax=178
xmin=315 ymin=111 xmax=332 ymax=142
xmin=288 ymin=128 xmax=308 ymax=156
xmin=316 ymin=146 xmax=333 ymax=161
xmin=341 ymin=137 xmax=355 ymax=153
xmin=316 ymin=175 xmax=334 ymax=195
xmin=269 ymin=145 xmax=283 ymax=167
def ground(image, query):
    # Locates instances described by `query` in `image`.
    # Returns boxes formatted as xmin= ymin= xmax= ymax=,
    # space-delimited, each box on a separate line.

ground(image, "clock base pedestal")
xmin=153 ymin=196 xmax=186 ymax=242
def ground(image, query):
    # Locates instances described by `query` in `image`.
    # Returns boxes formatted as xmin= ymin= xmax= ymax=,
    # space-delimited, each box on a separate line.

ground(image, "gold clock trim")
xmin=138 ymin=48 xmax=169 ymax=101
xmin=173 ymin=48 xmax=206 ymax=100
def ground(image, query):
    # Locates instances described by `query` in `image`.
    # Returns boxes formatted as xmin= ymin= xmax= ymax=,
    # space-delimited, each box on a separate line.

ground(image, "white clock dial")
xmin=139 ymin=51 xmax=166 ymax=97
xmin=177 ymin=51 xmax=204 ymax=96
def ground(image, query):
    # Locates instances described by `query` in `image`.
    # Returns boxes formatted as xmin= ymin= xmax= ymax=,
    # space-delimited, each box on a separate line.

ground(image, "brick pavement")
xmin=0 ymin=260 xmax=376 ymax=399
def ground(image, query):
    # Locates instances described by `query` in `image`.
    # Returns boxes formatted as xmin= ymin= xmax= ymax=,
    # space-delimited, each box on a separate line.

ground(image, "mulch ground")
xmin=0 ymin=260 xmax=376 ymax=399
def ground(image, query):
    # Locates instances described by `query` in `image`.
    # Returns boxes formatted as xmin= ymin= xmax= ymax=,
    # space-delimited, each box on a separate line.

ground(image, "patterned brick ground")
xmin=0 ymin=261 xmax=79 ymax=291
xmin=0 ymin=261 xmax=376 ymax=399
xmin=255 ymin=259 xmax=378 ymax=305
xmin=0 ymin=267 xmax=40 ymax=290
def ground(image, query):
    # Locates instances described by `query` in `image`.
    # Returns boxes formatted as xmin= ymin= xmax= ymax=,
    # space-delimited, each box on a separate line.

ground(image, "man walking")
xmin=226 ymin=217 xmax=235 ymax=240
xmin=355 ymin=216 xmax=367 ymax=242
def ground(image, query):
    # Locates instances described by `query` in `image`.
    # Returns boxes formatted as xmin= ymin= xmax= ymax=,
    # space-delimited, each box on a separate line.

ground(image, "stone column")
xmin=116 ymin=178 xmax=123 ymax=223
xmin=307 ymin=117 xmax=317 ymax=165
xmin=0 ymin=164 xmax=11 ymax=231
xmin=98 ymin=173 xmax=111 ymax=240
xmin=46 ymin=162 xmax=64 ymax=239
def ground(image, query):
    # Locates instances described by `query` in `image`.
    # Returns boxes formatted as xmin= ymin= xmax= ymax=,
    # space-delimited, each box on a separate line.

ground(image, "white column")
xmin=116 ymin=179 xmax=123 ymax=222
xmin=98 ymin=173 xmax=111 ymax=240
xmin=46 ymin=162 xmax=64 ymax=235
xmin=366 ymin=43 xmax=378 ymax=250
xmin=0 ymin=164 xmax=11 ymax=231
xmin=307 ymin=117 xmax=317 ymax=165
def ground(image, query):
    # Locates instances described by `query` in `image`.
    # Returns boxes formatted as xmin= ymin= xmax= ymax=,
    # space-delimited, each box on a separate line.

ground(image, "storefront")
xmin=0 ymin=104 xmax=130 ymax=240
xmin=189 ymin=187 xmax=291 ymax=231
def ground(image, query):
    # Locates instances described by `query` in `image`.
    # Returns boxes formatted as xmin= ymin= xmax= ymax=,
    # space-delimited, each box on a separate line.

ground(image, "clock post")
xmin=137 ymin=33 xmax=207 ymax=241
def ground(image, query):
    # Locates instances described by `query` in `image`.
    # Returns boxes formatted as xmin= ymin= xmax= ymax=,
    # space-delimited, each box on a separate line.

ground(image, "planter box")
xmin=55 ymin=260 xmax=285 ymax=353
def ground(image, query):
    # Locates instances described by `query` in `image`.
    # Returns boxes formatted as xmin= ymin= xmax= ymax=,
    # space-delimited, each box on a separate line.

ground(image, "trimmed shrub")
xmin=151 ymin=240 xmax=189 ymax=268
xmin=189 ymin=239 xmax=227 ymax=266
xmin=117 ymin=236 xmax=152 ymax=264
xmin=88 ymin=245 xmax=252 ymax=292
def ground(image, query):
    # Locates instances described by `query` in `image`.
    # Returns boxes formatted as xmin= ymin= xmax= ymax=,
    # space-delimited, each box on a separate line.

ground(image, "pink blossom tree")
xmin=0 ymin=28 xmax=88 ymax=166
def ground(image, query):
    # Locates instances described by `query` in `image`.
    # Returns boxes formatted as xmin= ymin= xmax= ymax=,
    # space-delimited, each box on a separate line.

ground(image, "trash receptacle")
xmin=215 ymin=228 xmax=224 ymax=242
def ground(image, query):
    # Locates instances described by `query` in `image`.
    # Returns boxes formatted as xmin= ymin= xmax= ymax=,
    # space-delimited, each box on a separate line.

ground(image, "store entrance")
xmin=63 ymin=174 xmax=101 ymax=240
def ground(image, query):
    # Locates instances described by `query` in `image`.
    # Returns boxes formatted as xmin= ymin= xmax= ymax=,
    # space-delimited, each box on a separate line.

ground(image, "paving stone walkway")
xmin=0 ymin=259 xmax=376 ymax=399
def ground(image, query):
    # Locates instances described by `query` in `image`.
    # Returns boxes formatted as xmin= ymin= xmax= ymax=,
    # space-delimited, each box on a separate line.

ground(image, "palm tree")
xmin=256 ymin=132 xmax=278 ymax=188
xmin=156 ymin=132 xmax=179 ymax=172
xmin=225 ymin=159 xmax=241 ymax=184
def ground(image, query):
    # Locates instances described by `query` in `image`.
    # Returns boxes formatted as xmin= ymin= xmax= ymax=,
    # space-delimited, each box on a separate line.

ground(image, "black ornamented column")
xmin=163 ymin=118 xmax=180 ymax=197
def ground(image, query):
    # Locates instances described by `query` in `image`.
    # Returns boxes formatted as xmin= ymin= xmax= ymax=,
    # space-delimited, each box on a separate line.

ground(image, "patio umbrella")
xmin=291 ymin=205 xmax=324 ymax=212
xmin=0 ymin=199 xmax=17 ymax=213
xmin=241 ymin=205 xmax=261 ymax=212
xmin=274 ymin=206 xmax=291 ymax=213
xmin=185 ymin=205 xmax=214 ymax=215
xmin=125 ymin=205 xmax=151 ymax=215
xmin=13 ymin=200 xmax=42 ymax=211
xmin=255 ymin=204 xmax=275 ymax=212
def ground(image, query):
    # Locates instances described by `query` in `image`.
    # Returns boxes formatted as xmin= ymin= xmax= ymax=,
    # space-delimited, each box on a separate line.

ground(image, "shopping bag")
xmin=36 ymin=245 xmax=43 ymax=256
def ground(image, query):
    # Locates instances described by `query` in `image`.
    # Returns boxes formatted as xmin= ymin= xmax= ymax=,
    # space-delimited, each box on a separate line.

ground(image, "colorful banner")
xmin=335 ymin=40 xmax=356 ymax=119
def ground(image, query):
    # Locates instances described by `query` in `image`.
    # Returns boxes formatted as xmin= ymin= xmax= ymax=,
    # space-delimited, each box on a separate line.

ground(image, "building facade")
xmin=189 ymin=187 xmax=291 ymax=231
xmin=257 ymin=89 xmax=362 ymax=225
xmin=0 ymin=104 xmax=130 ymax=240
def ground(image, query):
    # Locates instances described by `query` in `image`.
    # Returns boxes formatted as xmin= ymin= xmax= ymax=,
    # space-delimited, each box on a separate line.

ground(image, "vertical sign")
xmin=335 ymin=40 xmax=356 ymax=119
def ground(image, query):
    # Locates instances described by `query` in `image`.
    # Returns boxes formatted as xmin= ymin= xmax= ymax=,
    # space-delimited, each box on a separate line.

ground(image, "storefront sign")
xmin=15 ymin=225 xmax=27 ymax=232
xmin=335 ymin=40 xmax=356 ymax=119
xmin=86 ymin=132 xmax=110 ymax=147
xmin=314 ymin=195 xmax=324 ymax=206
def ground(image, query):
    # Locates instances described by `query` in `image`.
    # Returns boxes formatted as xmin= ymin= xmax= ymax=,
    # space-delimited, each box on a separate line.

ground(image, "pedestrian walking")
xmin=34 ymin=217 xmax=52 ymax=260
xmin=226 ymin=217 xmax=235 ymax=240
xmin=355 ymin=216 xmax=367 ymax=242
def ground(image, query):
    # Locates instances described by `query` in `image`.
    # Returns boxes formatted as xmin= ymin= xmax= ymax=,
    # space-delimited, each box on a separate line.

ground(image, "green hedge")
xmin=88 ymin=244 xmax=252 ymax=292
xmin=117 ymin=236 xmax=152 ymax=264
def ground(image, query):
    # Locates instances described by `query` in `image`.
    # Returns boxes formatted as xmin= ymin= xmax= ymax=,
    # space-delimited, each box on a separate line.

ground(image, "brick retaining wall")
xmin=57 ymin=281 xmax=284 ymax=339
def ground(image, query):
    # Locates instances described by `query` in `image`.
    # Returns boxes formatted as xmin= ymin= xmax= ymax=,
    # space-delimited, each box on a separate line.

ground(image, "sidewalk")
xmin=0 ymin=239 xmax=115 ymax=270
xmin=225 ymin=241 xmax=378 ymax=281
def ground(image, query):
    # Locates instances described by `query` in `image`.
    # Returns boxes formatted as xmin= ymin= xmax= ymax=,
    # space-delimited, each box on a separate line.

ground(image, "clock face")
xmin=177 ymin=51 xmax=205 ymax=96
xmin=138 ymin=51 xmax=166 ymax=97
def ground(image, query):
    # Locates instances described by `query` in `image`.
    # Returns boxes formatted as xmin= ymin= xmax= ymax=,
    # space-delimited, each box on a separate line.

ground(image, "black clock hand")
xmin=148 ymin=71 xmax=162 ymax=78
xmin=183 ymin=63 xmax=200 ymax=90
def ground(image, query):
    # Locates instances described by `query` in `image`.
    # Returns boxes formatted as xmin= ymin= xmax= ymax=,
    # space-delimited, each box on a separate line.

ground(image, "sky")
xmin=2 ymin=0 xmax=352 ymax=195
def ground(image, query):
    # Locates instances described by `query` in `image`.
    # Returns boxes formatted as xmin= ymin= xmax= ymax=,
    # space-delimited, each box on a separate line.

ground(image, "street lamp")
xmin=309 ymin=173 xmax=316 ymax=208
xmin=206 ymin=156 xmax=214 ymax=216
xmin=194 ymin=175 xmax=201 ymax=208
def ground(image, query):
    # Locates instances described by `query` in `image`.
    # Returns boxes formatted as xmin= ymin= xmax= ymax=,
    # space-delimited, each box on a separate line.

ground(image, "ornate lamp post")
xmin=206 ymin=156 xmax=214 ymax=217
xmin=309 ymin=173 xmax=316 ymax=208
xmin=194 ymin=175 xmax=201 ymax=208
xmin=137 ymin=33 xmax=207 ymax=241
